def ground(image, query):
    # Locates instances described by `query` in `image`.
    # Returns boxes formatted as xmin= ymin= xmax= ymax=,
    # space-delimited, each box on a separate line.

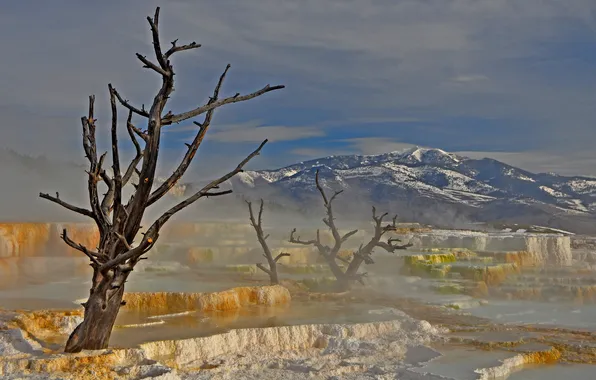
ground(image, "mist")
xmin=0 ymin=147 xmax=493 ymax=235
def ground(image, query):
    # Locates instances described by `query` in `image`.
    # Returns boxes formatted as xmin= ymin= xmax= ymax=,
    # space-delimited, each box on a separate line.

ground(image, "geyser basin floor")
xmin=407 ymin=346 xmax=520 ymax=380
xmin=0 ymin=268 xmax=258 ymax=310
xmin=0 ymin=308 xmax=443 ymax=380
xmin=508 ymin=363 xmax=596 ymax=379
xmin=461 ymin=299 xmax=596 ymax=331
xmin=41 ymin=300 xmax=403 ymax=349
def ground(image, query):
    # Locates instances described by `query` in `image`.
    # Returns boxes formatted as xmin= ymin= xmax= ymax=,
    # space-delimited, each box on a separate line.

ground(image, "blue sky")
xmin=1 ymin=0 xmax=596 ymax=178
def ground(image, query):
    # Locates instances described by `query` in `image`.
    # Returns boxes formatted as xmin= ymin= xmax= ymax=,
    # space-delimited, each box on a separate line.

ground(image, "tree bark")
xmin=64 ymin=265 xmax=129 ymax=353
xmin=40 ymin=6 xmax=283 ymax=353
xmin=267 ymin=259 xmax=279 ymax=285
xmin=247 ymin=199 xmax=289 ymax=285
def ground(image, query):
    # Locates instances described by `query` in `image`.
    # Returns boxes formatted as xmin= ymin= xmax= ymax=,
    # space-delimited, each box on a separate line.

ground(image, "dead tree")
xmin=38 ymin=7 xmax=283 ymax=353
xmin=246 ymin=199 xmax=289 ymax=285
xmin=342 ymin=207 xmax=413 ymax=281
xmin=289 ymin=169 xmax=411 ymax=291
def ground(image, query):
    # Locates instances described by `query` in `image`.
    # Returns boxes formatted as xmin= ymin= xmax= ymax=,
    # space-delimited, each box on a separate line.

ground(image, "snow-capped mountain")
xmin=214 ymin=147 xmax=596 ymax=233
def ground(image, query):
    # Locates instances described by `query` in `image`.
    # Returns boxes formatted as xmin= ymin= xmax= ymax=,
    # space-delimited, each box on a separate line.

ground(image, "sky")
xmin=1 ymin=0 xmax=596 ymax=179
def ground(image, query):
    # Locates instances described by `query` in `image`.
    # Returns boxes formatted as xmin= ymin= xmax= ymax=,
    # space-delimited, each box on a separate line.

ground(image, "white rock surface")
xmin=1 ymin=309 xmax=448 ymax=379
xmin=408 ymin=230 xmax=572 ymax=265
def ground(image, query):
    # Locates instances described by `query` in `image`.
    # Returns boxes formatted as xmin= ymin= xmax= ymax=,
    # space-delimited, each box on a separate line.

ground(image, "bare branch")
xmin=315 ymin=169 xmax=330 ymax=205
xmin=61 ymin=229 xmax=102 ymax=266
xmin=147 ymin=64 xmax=231 ymax=206
xmin=111 ymin=87 xmax=150 ymax=118
xmin=122 ymin=110 xmax=143 ymax=185
xmin=329 ymin=190 xmax=344 ymax=204
xmin=258 ymin=198 xmax=264 ymax=228
xmin=99 ymin=235 xmax=157 ymax=273
xmin=274 ymin=252 xmax=290 ymax=262
xmin=78 ymin=96 xmax=111 ymax=232
xmin=256 ymin=263 xmax=272 ymax=276
xmin=204 ymin=190 xmax=233 ymax=197
xmin=100 ymin=170 xmax=114 ymax=216
xmin=136 ymin=53 xmax=168 ymax=76
xmin=152 ymin=140 xmax=267 ymax=228
xmin=115 ymin=233 xmax=132 ymax=250
xmin=289 ymin=228 xmax=318 ymax=246
xmin=377 ymin=238 xmax=413 ymax=252
xmin=314 ymin=169 xmax=343 ymax=256
xmin=163 ymin=84 xmax=285 ymax=125
xmin=147 ymin=7 xmax=169 ymax=70
xmin=108 ymin=84 xmax=123 ymax=225
xmin=39 ymin=192 xmax=95 ymax=219
xmin=129 ymin=123 xmax=149 ymax=142
xmin=165 ymin=40 xmax=201 ymax=58
xmin=341 ymin=229 xmax=358 ymax=242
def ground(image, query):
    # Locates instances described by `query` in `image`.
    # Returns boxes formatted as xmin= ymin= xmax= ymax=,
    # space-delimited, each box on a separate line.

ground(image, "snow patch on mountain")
xmin=222 ymin=147 xmax=596 ymax=229
xmin=566 ymin=179 xmax=596 ymax=195
xmin=539 ymin=186 xmax=569 ymax=198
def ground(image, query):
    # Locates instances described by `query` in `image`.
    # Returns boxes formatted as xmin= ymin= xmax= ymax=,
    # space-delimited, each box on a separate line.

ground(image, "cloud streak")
xmin=0 ymin=0 xmax=595 ymax=178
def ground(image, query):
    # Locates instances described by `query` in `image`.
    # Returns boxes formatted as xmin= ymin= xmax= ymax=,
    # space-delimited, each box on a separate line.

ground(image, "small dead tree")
xmin=39 ymin=7 xmax=283 ymax=353
xmin=289 ymin=169 xmax=411 ymax=291
xmin=246 ymin=199 xmax=290 ymax=285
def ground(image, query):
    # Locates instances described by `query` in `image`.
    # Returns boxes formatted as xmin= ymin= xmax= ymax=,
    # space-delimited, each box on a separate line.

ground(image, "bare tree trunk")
xmin=65 ymin=264 xmax=129 ymax=352
xmin=40 ymin=6 xmax=283 ymax=352
xmin=289 ymin=173 xmax=412 ymax=292
xmin=326 ymin=258 xmax=352 ymax=292
xmin=266 ymin=258 xmax=280 ymax=285
xmin=247 ymin=199 xmax=290 ymax=285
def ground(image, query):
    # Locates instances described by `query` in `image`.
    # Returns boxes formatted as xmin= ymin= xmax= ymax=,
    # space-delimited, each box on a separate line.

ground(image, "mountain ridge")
xmin=211 ymin=147 xmax=596 ymax=234
xmin=3 ymin=147 xmax=595 ymax=233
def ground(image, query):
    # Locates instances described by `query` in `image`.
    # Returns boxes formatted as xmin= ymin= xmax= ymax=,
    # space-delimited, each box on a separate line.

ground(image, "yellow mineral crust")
xmin=123 ymin=285 xmax=291 ymax=313
xmin=0 ymin=348 xmax=146 ymax=380
xmin=13 ymin=310 xmax=83 ymax=343
xmin=0 ymin=222 xmax=99 ymax=258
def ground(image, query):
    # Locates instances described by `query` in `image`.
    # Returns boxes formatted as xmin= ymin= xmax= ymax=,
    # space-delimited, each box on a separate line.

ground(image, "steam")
xmin=0 ymin=148 xmax=477 ymax=233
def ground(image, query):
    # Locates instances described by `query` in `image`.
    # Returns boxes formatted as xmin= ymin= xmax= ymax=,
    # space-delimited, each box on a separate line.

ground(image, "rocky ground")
xmin=3 ymin=286 xmax=596 ymax=380
xmin=1 ymin=306 xmax=444 ymax=380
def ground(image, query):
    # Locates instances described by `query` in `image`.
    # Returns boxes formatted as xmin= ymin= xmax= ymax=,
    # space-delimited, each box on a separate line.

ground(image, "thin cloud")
xmin=0 ymin=0 xmax=595 ymax=177
xmin=340 ymin=137 xmax=417 ymax=155
xmin=208 ymin=125 xmax=325 ymax=143
xmin=450 ymin=75 xmax=490 ymax=83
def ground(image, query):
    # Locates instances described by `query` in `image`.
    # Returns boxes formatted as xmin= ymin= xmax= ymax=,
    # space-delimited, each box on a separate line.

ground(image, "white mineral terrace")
xmin=1 ymin=223 xmax=594 ymax=379
xmin=407 ymin=229 xmax=573 ymax=266
xmin=0 ymin=308 xmax=446 ymax=379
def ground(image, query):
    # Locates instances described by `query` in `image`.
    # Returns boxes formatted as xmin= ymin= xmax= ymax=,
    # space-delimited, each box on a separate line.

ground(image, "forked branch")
xmin=153 ymin=140 xmax=267 ymax=228
xmin=165 ymin=40 xmax=201 ymax=58
xmin=274 ymin=252 xmax=290 ymax=262
xmin=122 ymin=110 xmax=144 ymax=186
xmin=247 ymin=198 xmax=289 ymax=285
xmin=314 ymin=169 xmax=354 ymax=257
xmin=40 ymin=4 xmax=283 ymax=283
xmin=147 ymin=64 xmax=232 ymax=206
xmin=39 ymin=192 xmax=95 ymax=219
xmin=111 ymin=88 xmax=149 ymax=118
xmin=61 ymin=229 xmax=102 ymax=266
xmin=38 ymin=5 xmax=284 ymax=354
xmin=163 ymin=84 xmax=285 ymax=125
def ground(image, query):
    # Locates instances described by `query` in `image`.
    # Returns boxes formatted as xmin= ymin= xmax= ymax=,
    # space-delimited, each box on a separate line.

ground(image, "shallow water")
xmin=110 ymin=300 xmax=396 ymax=348
xmin=464 ymin=299 xmax=596 ymax=331
xmin=408 ymin=347 xmax=518 ymax=380
xmin=508 ymin=363 xmax=596 ymax=379
xmin=0 ymin=268 xmax=258 ymax=310
xmin=375 ymin=273 xmax=596 ymax=331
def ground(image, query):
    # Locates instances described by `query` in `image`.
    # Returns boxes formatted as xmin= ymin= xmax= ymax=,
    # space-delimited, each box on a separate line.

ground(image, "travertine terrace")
xmin=2 ymin=221 xmax=596 ymax=378
xmin=407 ymin=229 xmax=573 ymax=266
